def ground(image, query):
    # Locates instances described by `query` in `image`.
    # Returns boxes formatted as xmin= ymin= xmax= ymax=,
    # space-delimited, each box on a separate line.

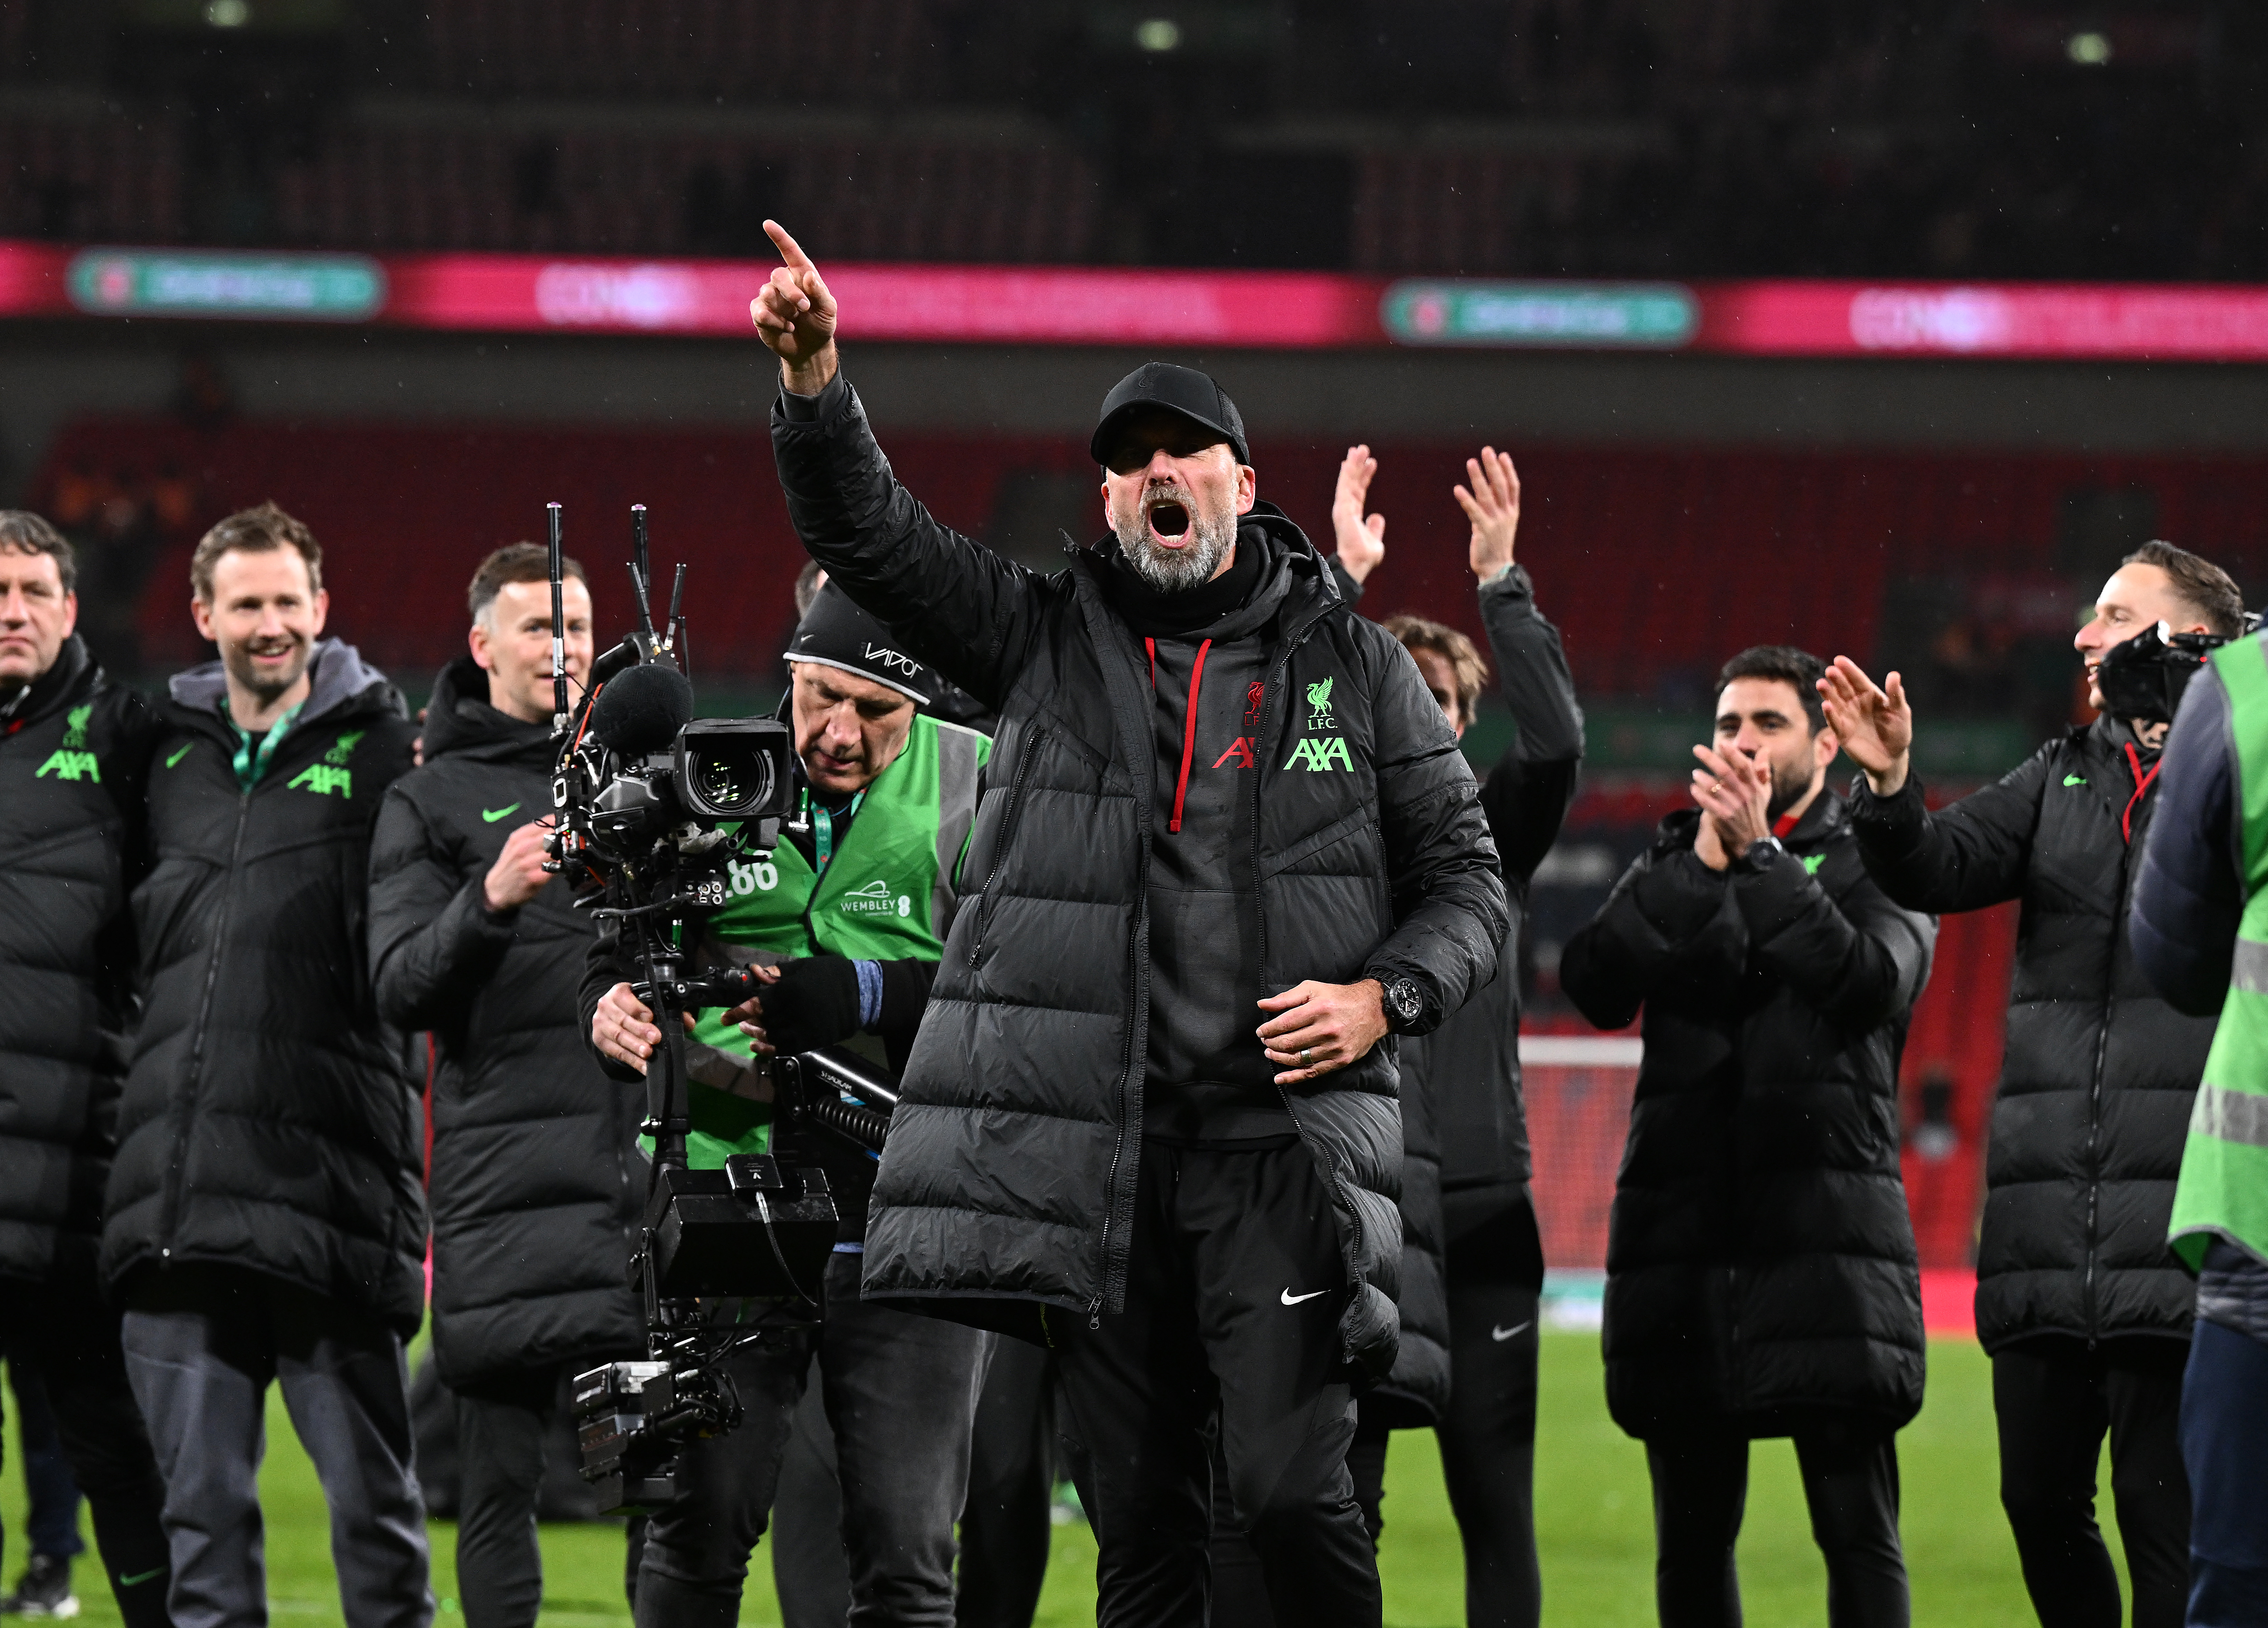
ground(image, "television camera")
xmin=2097 ymin=612 xmax=2263 ymax=725
xmin=540 ymin=503 xmax=898 ymax=1512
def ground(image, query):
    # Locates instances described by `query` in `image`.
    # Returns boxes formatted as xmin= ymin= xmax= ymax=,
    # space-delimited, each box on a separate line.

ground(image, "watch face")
xmin=1388 ymin=980 xmax=1421 ymax=1021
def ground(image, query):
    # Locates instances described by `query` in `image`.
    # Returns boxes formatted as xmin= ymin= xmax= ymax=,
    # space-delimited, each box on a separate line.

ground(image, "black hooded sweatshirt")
xmin=103 ymin=640 xmax=425 ymax=1330
xmin=369 ymin=656 xmax=645 ymax=1387
xmin=0 ymin=637 xmax=159 ymax=1283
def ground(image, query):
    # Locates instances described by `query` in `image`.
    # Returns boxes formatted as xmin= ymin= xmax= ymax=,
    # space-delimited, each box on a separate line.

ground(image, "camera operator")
xmin=584 ymin=584 xmax=994 ymax=1628
xmin=0 ymin=512 xmax=173 ymax=1626
xmin=1562 ymin=646 xmax=1934 ymax=1628
xmin=1821 ymin=540 xmax=2246 ymax=1628
xmin=2128 ymin=622 xmax=2268 ymax=1622
xmin=368 ymin=545 xmax=641 ymax=1628
xmin=103 ymin=504 xmax=430 ymax=1628
xmin=1335 ymin=446 xmax=1581 ymax=1628
xmin=750 ymin=223 xmax=1507 ymax=1626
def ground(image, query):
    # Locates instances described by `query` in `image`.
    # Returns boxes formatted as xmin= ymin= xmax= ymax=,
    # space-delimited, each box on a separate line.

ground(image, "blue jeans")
xmin=2182 ymin=1318 xmax=2268 ymax=1626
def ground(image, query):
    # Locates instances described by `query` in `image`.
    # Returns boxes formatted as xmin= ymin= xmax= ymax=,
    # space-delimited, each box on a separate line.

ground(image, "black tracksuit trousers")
xmin=1052 ymin=1139 xmax=1380 ymax=1628
xmin=1992 ymin=1335 xmax=2191 ymax=1628
xmin=1646 ymin=1414 xmax=1908 ymax=1628
xmin=0 ymin=1276 xmax=173 ymax=1628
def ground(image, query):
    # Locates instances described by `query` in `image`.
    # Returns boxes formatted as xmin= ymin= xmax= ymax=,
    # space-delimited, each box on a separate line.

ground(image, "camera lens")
xmin=692 ymin=746 xmax=772 ymax=815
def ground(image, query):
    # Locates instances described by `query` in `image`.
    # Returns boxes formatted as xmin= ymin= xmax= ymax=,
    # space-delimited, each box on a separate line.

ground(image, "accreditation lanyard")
xmin=808 ymin=788 xmax=864 ymax=873
xmin=227 ymin=698 xmax=304 ymax=790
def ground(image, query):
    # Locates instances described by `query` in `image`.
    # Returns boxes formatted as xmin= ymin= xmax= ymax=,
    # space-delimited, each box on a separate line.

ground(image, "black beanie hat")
xmin=785 ymin=582 xmax=931 ymax=704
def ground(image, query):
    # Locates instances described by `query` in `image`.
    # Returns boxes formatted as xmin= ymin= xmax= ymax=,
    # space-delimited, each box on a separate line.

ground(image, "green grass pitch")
xmin=2 ymin=1334 xmax=2126 ymax=1625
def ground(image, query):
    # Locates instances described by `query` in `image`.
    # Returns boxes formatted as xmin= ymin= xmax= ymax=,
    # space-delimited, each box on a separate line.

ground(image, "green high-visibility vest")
xmin=2170 ymin=637 xmax=2268 ymax=1269
xmin=675 ymin=714 xmax=989 ymax=1167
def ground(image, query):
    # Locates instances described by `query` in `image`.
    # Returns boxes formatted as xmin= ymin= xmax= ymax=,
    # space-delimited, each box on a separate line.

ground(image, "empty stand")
xmin=0 ymin=113 xmax=185 ymax=244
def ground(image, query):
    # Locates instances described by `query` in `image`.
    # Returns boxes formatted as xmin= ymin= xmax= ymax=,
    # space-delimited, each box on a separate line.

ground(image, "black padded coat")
xmin=370 ymin=657 xmax=644 ymax=1386
xmin=773 ymin=375 xmax=1508 ymax=1379
xmin=1368 ymin=565 xmax=1583 ymax=1427
xmin=1850 ymin=716 xmax=2217 ymax=1352
xmin=102 ymin=641 xmax=426 ymax=1330
xmin=1562 ymin=793 xmax=1935 ymax=1438
xmin=0 ymin=638 xmax=158 ymax=1283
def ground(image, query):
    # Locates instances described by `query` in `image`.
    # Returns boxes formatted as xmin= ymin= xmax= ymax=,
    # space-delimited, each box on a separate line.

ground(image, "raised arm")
xmin=754 ymin=221 xmax=1048 ymax=707
xmin=1461 ymin=447 xmax=1583 ymax=886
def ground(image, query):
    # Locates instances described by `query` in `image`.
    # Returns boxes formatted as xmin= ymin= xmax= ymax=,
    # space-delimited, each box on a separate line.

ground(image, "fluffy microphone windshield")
xmin=589 ymin=662 xmax=694 ymax=756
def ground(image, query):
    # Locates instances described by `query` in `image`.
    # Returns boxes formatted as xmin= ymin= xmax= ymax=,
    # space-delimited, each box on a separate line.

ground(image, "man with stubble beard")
xmin=749 ymin=222 xmax=1506 ymax=1626
xmin=104 ymin=504 xmax=430 ymax=1628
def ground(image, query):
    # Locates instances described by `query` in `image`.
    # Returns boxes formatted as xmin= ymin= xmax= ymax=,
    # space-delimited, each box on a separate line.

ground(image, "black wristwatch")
xmin=1733 ymin=836 xmax=1785 ymax=875
xmin=1379 ymin=975 xmax=1426 ymax=1034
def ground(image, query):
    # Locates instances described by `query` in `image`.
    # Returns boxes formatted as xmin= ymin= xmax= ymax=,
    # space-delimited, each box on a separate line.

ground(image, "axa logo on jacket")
xmin=34 ymin=703 xmax=101 ymax=781
xmin=288 ymin=728 xmax=366 ymax=798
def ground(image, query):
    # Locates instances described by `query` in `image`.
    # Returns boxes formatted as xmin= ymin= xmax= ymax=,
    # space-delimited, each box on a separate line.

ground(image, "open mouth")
xmin=1147 ymin=501 xmax=1191 ymax=542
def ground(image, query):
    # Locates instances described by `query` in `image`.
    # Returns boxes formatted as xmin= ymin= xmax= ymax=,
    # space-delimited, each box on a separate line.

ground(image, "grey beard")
xmin=1115 ymin=505 xmax=1238 ymax=594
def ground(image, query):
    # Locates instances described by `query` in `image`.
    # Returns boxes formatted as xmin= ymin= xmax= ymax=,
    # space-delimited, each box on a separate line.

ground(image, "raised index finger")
xmin=763 ymin=219 xmax=815 ymax=272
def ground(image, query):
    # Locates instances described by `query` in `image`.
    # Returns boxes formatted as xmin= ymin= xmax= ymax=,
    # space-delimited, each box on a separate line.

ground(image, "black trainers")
xmin=0 ymin=1554 xmax=79 ymax=1619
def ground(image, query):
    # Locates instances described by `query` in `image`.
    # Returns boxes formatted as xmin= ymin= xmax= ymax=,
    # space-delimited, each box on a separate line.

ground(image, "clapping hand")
xmin=1455 ymin=447 xmax=1522 ymax=581
xmin=750 ymin=221 xmax=840 ymax=393
xmin=1817 ymin=656 xmax=1913 ymax=796
xmin=1331 ymin=445 xmax=1386 ymax=586
xmin=1690 ymin=743 xmax=1771 ymax=870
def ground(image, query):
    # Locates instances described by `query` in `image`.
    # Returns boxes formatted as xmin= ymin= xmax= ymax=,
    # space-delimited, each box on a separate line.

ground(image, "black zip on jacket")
xmin=101 ymin=640 xmax=425 ymax=1331
xmin=772 ymin=374 xmax=1508 ymax=1380
xmin=1849 ymin=714 xmax=2217 ymax=1353
xmin=1368 ymin=563 xmax=1584 ymax=1427
xmin=1562 ymin=793 xmax=1935 ymax=1439
xmin=370 ymin=656 xmax=644 ymax=1386
xmin=0 ymin=637 xmax=159 ymax=1283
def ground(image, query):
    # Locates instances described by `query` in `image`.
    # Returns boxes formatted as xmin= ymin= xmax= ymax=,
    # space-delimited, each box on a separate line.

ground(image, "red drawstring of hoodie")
xmin=1144 ymin=636 xmax=1213 ymax=834
xmin=2122 ymin=740 xmax=2161 ymax=844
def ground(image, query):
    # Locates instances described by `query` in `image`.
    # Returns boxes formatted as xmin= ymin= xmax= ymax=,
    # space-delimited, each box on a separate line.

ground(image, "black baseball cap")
xmin=785 ymin=583 xmax=931 ymax=705
xmin=1090 ymin=363 xmax=1250 ymax=469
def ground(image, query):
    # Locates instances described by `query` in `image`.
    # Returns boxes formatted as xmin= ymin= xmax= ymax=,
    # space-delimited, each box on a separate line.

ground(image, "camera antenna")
xmin=665 ymin=563 xmax=688 ymax=676
xmin=628 ymin=504 xmax=658 ymax=650
xmin=546 ymin=502 xmax=568 ymax=733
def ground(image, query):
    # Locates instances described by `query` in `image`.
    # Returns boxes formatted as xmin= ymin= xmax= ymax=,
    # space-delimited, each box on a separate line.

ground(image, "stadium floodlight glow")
xmin=204 ymin=0 xmax=251 ymax=25
xmin=2067 ymin=31 xmax=2112 ymax=65
xmin=66 ymin=248 xmax=385 ymax=321
xmin=1382 ymin=280 xmax=1699 ymax=349
xmin=1134 ymin=17 xmax=1182 ymax=50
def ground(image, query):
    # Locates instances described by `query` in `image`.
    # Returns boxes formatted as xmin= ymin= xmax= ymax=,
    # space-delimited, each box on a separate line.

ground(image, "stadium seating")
xmin=0 ymin=111 xmax=185 ymax=245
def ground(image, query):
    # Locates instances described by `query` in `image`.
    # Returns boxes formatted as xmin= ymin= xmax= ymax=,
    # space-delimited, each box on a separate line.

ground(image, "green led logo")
xmin=68 ymin=249 xmax=385 ymax=322
xmin=1382 ymin=280 xmax=1698 ymax=350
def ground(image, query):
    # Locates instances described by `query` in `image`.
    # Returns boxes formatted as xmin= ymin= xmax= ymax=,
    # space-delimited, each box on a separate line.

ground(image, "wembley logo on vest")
xmin=841 ymin=878 xmax=914 ymax=918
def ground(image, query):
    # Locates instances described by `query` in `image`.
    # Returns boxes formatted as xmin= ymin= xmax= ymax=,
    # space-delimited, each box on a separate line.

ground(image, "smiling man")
xmin=102 ymin=503 xmax=429 ymax=1628
xmin=1821 ymin=540 xmax=2246 ymax=1628
xmin=747 ymin=222 xmax=1506 ymax=1626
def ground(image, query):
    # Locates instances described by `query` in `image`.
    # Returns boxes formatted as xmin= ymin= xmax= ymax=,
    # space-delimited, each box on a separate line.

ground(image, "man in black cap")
xmin=747 ymin=223 xmax=1506 ymax=1626
xmin=585 ymin=583 xmax=995 ymax=1628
